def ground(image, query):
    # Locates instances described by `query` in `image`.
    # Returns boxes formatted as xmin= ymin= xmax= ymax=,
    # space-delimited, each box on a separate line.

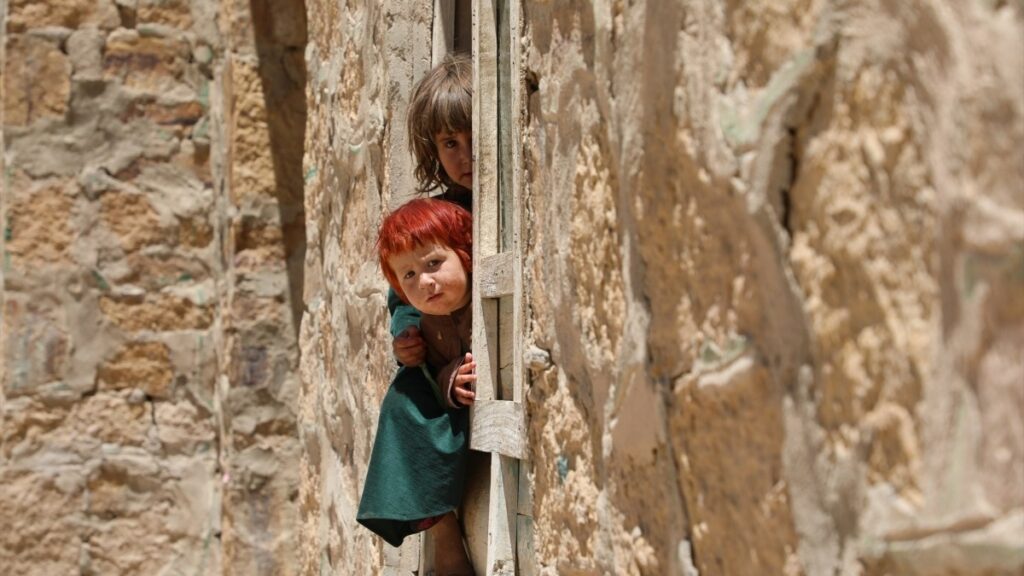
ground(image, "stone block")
xmin=103 ymin=30 xmax=190 ymax=94
xmin=72 ymin=393 xmax=153 ymax=447
xmin=109 ymin=251 xmax=211 ymax=291
xmin=137 ymin=0 xmax=193 ymax=28
xmin=97 ymin=341 xmax=175 ymax=398
xmin=0 ymin=469 xmax=83 ymax=575
xmin=132 ymin=98 xmax=205 ymax=126
xmin=669 ymin=357 xmax=801 ymax=575
xmin=2 ymin=296 xmax=71 ymax=398
xmin=3 ymin=34 xmax=72 ymax=126
xmin=66 ymin=27 xmax=105 ymax=81
xmin=5 ymin=183 xmax=74 ymax=267
xmin=230 ymin=216 xmax=289 ymax=271
xmin=178 ymin=213 xmax=215 ymax=248
xmin=100 ymin=191 xmax=166 ymax=253
xmin=154 ymin=401 xmax=215 ymax=454
xmin=7 ymin=0 xmax=119 ymax=33
xmin=227 ymin=58 xmax=277 ymax=200
xmin=100 ymin=293 xmax=214 ymax=331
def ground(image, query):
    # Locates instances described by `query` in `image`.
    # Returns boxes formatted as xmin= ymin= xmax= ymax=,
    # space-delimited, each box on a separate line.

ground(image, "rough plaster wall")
xmin=521 ymin=1 xmax=1023 ymax=575
xmin=298 ymin=2 xmax=432 ymax=574
xmin=0 ymin=0 xmax=223 ymax=574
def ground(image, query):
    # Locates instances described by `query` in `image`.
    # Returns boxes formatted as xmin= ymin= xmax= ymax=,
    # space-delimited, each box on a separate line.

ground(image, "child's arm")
xmin=388 ymin=287 xmax=425 ymax=366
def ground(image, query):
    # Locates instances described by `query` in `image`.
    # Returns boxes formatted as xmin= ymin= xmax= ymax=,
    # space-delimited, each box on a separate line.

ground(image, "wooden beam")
xmin=470 ymin=399 xmax=527 ymax=459
xmin=478 ymin=252 xmax=514 ymax=298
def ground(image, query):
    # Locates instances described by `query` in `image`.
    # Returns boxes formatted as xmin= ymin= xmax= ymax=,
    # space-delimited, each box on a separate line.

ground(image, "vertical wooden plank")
xmin=432 ymin=0 xmax=455 ymax=64
xmin=486 ymin=454 xmax=516 ymax=576
xmin=386 ymin=3 xmax=435 ymax=210
xmin=516 ymin=515 xmax=536 ymax=576
xmin=517 ymin=458 xmax=532 ymax=516
xmin=508 ymin=0 xmax=525 ymax=407
xmin=498 ymin=296 xmax=514 ymax=401
xmin=454 ymin=0 xmax=473 ymax=53
xmin=462 ymin=452 xmax=492 ymax=576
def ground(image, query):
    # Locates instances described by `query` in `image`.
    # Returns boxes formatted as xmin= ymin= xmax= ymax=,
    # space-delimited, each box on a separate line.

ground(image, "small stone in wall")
xmin=97 ymin=341 xmax=175 ymax=399
xmin=3 ymin=35 xmax=72 ymax=126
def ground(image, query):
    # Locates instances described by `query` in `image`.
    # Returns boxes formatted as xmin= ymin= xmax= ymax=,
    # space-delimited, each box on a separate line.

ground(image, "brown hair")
xmin=407 ymin=52 xmax=473 ymax=193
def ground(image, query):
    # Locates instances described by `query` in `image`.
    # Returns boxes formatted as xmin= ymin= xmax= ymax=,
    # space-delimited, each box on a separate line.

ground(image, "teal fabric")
xmin=357 ymin=365 xmax=469 ymax=547
xmin=388 ymin=288 xmax=421 ymax=342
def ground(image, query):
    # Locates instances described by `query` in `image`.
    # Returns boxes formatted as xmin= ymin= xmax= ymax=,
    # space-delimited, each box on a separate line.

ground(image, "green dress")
xmin=356 ymin=297 xmax=472 ymax=547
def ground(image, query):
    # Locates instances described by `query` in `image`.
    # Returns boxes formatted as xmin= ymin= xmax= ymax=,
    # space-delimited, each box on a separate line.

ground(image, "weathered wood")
xmin=486 ymin=454 xmax=516 ymax=576
xmin=470 ymin=399 xmax=527 ymax=459
xmin=517 ymin=459 xmax=532 ymax=516
xmin=432 ymin=0 xmax=455 ymax=64
xmin=478 ymin=252 xmax=514 ymax=298
xmin=516 ymin=515 xmax=536 ymax=576
xmin=498 ymin=296 xmax=514 ymax=400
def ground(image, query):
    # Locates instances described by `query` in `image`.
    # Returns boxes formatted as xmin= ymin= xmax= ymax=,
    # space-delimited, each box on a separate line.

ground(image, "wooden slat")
xmin=498 ymin=296 xmax=514 ymax=400
xmin=516 ymin=515 xmax=536 ymax=576
xmin=478 ymin=252 xmax=514 ymax=298
xmin=516 ymin=459 xmax=532 ymax=516
xmin=432 ymin=0 xmax=455 ymax=64
xmin=470 ymin=399 xmax=527 ymax=459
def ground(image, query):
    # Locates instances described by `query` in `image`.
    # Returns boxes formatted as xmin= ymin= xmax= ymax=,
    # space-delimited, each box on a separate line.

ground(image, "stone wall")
xmin=298 ymin=1 xmax=1023 ymax=576
xmin=518 ymin=1 xmax=1023 ymax=574
xmin=0 ymin=0 xmax=303 ymax=574
xmin=2 ymin=1 xmax=1020 ymax=575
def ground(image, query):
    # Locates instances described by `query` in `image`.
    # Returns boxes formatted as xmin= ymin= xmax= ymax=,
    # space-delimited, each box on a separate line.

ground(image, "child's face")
xmin=434 ymin=130 xmax=473 ymax=190
xmin=390 ymin=242 xmax=470 ymax=315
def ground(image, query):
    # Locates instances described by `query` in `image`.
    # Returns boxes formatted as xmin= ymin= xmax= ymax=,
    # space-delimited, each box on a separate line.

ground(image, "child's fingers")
xmin=457 ymin=361 xmax=476 ymax=375
xmin=453 ymin=385 xmax=476 ymax=406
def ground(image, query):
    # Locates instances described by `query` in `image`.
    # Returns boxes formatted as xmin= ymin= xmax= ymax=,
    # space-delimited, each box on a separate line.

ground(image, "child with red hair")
xmin=358 ymin=198 xmax=476 ymax=574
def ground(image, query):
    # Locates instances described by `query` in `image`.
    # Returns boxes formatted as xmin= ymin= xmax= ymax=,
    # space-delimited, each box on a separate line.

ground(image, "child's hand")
xmin=452 ymin=352 xmax=476 ymax=406
xmin=393 ymin=327 xmax=426 ymax=366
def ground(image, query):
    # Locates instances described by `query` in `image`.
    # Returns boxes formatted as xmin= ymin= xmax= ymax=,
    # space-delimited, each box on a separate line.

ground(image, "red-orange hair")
xmin=377 ymin=198 xmax=473 ymax=303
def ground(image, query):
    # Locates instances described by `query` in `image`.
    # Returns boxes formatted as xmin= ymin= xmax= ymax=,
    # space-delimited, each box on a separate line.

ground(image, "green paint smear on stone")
xmin=305 ymin=166 xmax=318 ymax=183
xmin=963 ymin=243 xmax=1024 ymax=298
xmin=719 ymin=49 xmax=815 ymax=148
xmin=198 ymin=80 xmax=210 ymax=110
xmin=92 ymin=270 xmax=111 ymax=292
xmin=697 ymin=334 xmax=749 ymax=371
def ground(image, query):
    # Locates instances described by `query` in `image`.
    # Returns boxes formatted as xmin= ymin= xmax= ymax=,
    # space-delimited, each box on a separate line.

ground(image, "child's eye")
xmin=402 ymin=271 xmax=415 ymax=280
xmin=427 ymin=259 xmax=441 ymax=268
xmin=444 ymin=140 xmax=457 ymax=149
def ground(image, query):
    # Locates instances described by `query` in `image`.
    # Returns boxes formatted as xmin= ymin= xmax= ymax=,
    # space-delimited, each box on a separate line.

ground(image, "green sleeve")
xmin=388 ymin=287 xmax=421 ymax=339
